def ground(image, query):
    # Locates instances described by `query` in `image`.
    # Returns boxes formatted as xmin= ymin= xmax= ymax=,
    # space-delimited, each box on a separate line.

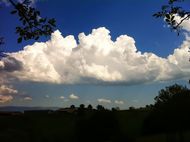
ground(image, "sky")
xmin=0 ymin=0 xmax=190 ymax=109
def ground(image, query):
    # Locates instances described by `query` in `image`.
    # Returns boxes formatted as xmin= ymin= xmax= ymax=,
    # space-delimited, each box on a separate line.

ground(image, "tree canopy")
xmin=154 ymin=83 xmax=189 ymax=107
xmin=144 ymin=84 xmax=190 ymax=135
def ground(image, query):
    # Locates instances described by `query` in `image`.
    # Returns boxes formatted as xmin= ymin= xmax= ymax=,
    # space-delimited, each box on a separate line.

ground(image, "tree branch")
xmin=175 ymin=14 xmax=190 ymax=29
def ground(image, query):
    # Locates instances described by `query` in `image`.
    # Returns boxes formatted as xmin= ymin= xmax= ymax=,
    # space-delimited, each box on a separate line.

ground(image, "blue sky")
xmin=0 ymin=0 xmax=190 ymax=109
xmin=1 ymin=0 xmax=187 ymax=55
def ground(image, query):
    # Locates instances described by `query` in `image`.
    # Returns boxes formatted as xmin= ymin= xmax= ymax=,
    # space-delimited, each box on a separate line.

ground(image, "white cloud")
xmin=69 ymin=94 xmax=79 ymax=100
xmin=97 ymin=98 xmax=111 ymax=104
xmin=2 ymin=27 xmax=190 ymax=85
xmin=0 ymin=85 xmax=18 ymax=95
xmin=23 ymin=96 xmax=32 ymax=101
xmin=0 ymin=84 xmax=18 ymax=103
xmin=114 ymin=100 xmax=124 ymax=105
xmin=0 ymin=56 xmax=23 ymax=103
xmin=60 ymin=96 xmax=65 ymax=99
xmin=0 ymin=95 xmax=13 ymax=103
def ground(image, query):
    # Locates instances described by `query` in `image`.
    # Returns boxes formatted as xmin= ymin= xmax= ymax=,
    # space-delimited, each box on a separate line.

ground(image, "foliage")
xmin=70 ymin=105 xmax=75 ymax=109
xmin=0 ymin=37 xmax=4 ymax=45
xmin=8 ymin=0 xmax=56 ymax=43
xmin=96 ymin=105 xmax=105 ymax=111
xmin=154 ymin=83 xmax=189 ymax=107
xmin=153 ymin=0 xmax=190 ymax=35
xmin=87 ymin=104 xmax=93 ymax=110
xmin=143 ymin=84 xmax=190 ymax=135
xmin=129 ymin=106 xmax=135 ymax=110
xmin=112 ymin=107 xmax=120 ymax=111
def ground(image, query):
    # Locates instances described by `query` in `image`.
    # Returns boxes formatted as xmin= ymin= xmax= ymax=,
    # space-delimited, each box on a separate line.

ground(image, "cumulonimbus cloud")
xmin=1 ymin=27 xmax=190 ymax=85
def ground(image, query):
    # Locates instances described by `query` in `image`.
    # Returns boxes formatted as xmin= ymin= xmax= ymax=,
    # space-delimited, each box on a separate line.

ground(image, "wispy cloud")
xmin=114 ymin=100 xmax=124 ymax=105
xmin=45 ymin=95 xmax=50 ymax=98
xmin=97 ymin=98 xmax=111 ymax=104
xmin=60 ymin=96 xmax=65 ymax=99
xmin=23 ymin=96 xmax=32 ymax=101
xmin=0 ymin=95 xmax=13 ymax=103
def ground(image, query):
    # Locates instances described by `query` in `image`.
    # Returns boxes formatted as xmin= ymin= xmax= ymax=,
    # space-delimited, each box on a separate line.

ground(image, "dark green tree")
xmin=129 ymin=106 xmax=135 ymax=111
xmin=111 ymin=107 xmax=120 ymax=111
xmin=96 ymin=105 xmax=105 ymax=111
xmin=143 ymin=84 xmax=190 ymax=141
xmin=87 ymin=104 xmax=93 ymax=110
xmin=154 ymin=84 xmax=189 ymax=107
xmin=70 ymin=104 xmax=75 ymax=109
xmin=79 ymin=104 xmax=85 ymax=109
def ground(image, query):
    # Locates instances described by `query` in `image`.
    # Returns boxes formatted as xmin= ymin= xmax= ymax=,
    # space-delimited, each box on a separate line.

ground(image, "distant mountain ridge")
xmin=0 ymin=106 xmax=60 ymax=112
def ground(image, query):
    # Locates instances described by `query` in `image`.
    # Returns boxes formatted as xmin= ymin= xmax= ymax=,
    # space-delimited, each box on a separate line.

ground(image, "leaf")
xmin=48 ymin=19 xmax=56 ymax=27
xmin=153 ymin=13 xmax=158 ymax=17
xmin=36 ymin=11 xmax=40 ymax=15
xmin=165 ymin=18 xmax=170 ymax=23
xmin=162 ymin=5 xmax=169 ymax=10
xmin=172 ymin=20 xmax=176 ymax=25
xmin=10 ymin=10 xmax=17 ymax=14
xmin=17 ymin=37 xmax=22 ymax=43
xmin=23 ymin=0 xmax=32 ymax=6
xmin=23 ymin=20 xmax=26 ymax=25
xmin=171 ymin=16 xmax=175 ymax=21
xmin=34 ymin=36 xmax=39 ymax=40
xmin=165 ymin=14 xmax=170 ymax=19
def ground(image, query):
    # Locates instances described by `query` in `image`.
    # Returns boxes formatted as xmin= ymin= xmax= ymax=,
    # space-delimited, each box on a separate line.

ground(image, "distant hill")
xmin=0 ymin=106 xmax=59 ymax=112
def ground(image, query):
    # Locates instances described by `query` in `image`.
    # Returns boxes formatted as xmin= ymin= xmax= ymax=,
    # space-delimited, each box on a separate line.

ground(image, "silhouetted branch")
xmin=7 ymin=0 xmax=56 ymax=43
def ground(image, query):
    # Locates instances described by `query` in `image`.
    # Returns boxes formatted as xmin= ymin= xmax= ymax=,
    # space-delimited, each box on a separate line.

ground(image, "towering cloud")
xmin=1 ymin=27 xmax=190 ymax=85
